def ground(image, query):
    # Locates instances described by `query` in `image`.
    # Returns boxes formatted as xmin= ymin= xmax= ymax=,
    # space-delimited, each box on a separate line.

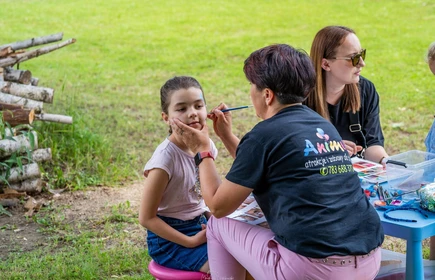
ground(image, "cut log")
xmin=1 ymin=125 xmax=32 ymax=139
xmin=0 ymin=32 xmax=63 ymax=51
xmin=0 ymin=38 xmax=76 ymax=68
xmin=0 ymin=46 xmax=13 ymax=58
xmin=9 ymin=178 xmax=42 ymax=194
xmin=2 ymin=108 xmax=35 ymax=127
xmin=0 ymin=101 xmax=23 ymax=110
xmin=35 ymin=113 xmax=72 ymax=124
xmin=12 ymin=125 xmax=33 ymax=136
xmin=0 ymin=81 xmax=54 ymax=103
xmin=0 ymin=131 xmax=38 ymax=158
xmin=2 ymin=162 xmax=40 ymax=184
xmin=30 ymin=77 xmax=39 ymax=86
xmin=4 ymin=67 xmax=32 ymax=85
xmin=0 ymin=92 xmax=43 ymax=112
xmin=31 ymin=148 xmax=52 ymax=162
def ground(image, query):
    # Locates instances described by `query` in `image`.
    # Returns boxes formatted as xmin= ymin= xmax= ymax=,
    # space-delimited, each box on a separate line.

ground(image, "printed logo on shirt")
xmin=304 ymin=128 xmax=346 ymax=156
xmin=303 ymin=128 xmax=354 ymax=176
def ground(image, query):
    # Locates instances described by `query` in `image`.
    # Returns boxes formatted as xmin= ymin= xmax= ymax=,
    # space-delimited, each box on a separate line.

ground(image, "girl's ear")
xmin=162 ymin=112 xmax=169 ymax=124
xmin=321 ymin=58 xmax=330 ymax=71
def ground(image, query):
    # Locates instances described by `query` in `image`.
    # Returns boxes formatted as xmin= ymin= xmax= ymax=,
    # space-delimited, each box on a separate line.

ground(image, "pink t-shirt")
xmin=144 ymin=138 xmax=218 ymax=221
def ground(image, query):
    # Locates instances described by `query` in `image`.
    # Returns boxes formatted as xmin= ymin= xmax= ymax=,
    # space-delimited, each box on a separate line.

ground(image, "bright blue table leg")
xmin=406 ymin=239 xmax=424 ymax=280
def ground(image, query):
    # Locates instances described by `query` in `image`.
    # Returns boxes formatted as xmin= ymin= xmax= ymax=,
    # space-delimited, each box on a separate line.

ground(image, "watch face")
xmin=194 ymin=153 xmax=202 ymax=166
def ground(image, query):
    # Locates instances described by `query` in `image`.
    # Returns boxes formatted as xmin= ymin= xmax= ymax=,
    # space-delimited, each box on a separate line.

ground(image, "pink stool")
xmin=148 ymin=260 xmax=211 ymax=280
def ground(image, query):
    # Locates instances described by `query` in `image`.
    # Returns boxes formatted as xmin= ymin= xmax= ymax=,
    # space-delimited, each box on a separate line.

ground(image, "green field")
xmin=1 ymin=0 xmax=434 ymax=278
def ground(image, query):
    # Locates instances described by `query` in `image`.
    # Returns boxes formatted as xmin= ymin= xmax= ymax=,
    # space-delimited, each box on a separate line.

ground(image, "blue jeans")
xmin=147 ymin=214 xmax=208 ymax=271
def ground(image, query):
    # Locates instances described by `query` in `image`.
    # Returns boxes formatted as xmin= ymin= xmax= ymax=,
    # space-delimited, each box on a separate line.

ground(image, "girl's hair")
xmin=304 ymin=25 xmax=361 ymax=120
xmin=243 ymin=44 xmax=316 ymax=104
xmin=160 ymin=76 xmax=205 ymax=114
xmin=160 ymin=76 xmax=205 ymax=134
xmin=427 ymin=42 xmax=435 ymax=62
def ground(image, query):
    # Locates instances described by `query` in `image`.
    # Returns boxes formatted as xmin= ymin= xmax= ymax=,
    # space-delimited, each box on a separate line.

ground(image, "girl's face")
xmin=325 ymin=33 xmax=365 ymax=85
xmin=163 ymin=87 xmax=207 ymax=131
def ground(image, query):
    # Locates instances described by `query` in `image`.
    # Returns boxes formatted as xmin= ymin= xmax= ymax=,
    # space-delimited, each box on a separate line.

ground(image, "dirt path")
xmin=0 ymin=181 xmax=145 ymax=259
xmin=1 ymin=180 xmax=411 ymax=260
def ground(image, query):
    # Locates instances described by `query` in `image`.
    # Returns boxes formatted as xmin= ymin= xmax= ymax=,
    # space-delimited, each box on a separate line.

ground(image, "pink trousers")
xmin=207 ymin=216 xmax=381 ymax=280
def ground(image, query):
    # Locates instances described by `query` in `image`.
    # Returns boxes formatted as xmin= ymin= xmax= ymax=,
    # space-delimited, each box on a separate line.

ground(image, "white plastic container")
xmin=387 ymin=150 xmax=435 ymax=171
xmin=386 ymin=150 xmax=435 ymax=200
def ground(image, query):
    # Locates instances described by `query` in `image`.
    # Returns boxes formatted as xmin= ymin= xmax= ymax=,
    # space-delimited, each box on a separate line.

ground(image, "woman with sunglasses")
xmin=305 ymin=25 xmax=389 ymax=164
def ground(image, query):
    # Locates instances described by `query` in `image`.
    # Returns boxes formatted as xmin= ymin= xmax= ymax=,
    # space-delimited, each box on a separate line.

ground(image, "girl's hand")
xmin=171 ymin=118 xmax=210 ymax=153
xmin=207 ymin=103 xmax=233 ymax=140
xmin=343 ymin=140 xmax=363 ymax=156
xmin=185 ymin=224 xmax=207 ymax=248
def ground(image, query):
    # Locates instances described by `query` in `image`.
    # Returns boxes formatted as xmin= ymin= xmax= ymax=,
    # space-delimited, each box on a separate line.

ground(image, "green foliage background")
xmin=1 ymin=0 xmax=434 ymax=189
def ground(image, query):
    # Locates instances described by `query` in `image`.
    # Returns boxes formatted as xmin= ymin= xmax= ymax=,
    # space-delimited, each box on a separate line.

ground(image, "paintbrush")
xmin=220 ymin=105 xmax=253 ymax=113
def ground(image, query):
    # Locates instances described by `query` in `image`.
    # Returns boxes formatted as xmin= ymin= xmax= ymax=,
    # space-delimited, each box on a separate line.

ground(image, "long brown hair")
xmin=305 ymin=26 xmax=361 ymax=120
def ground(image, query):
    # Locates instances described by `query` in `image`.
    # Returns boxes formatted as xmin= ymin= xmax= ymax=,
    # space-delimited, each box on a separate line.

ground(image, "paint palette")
xmin=352 ymin=158 xmax=414 ymax=184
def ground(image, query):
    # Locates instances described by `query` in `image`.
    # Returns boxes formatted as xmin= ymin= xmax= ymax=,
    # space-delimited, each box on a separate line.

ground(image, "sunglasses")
xmin=332 ymin=49 xmax=366 ymax=66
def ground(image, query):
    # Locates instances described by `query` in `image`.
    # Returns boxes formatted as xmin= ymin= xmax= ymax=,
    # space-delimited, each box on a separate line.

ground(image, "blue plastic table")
xmin=375 ymin=202 xmax=435 ymax=280
xmin=360 ymin=157 xmax=435 ymax=280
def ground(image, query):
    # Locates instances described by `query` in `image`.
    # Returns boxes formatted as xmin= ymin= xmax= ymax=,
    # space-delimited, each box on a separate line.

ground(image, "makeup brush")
xmin=220 ymin=105 xmax=253 ymax=113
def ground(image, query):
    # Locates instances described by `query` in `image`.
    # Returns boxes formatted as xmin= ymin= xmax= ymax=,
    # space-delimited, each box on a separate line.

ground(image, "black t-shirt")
xmin=328 ymin=76 xmax=384 ymax=148
xmin=226 ymin=105 xmax=384 ymax=258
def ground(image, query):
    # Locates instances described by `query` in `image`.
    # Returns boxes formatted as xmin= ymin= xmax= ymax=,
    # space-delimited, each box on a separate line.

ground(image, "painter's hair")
xmin=427 ymin=42 xmax=435 ymax=62
xmin=243 ymin=44 xmax=316 ymax=104
xmin=304 ymin=25 xmax=361 ymax=120
xmin=160 ymin=76 xmax=205 ymax=114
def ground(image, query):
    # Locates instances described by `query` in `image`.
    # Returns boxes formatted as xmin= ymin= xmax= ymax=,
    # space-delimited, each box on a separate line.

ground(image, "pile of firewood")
xmin=0 ymin=32 xmax=76 ymax=194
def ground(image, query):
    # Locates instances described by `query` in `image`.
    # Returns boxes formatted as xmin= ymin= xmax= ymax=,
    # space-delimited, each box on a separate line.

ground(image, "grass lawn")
xmin=0 ymin=0 xmax=434 ymax=279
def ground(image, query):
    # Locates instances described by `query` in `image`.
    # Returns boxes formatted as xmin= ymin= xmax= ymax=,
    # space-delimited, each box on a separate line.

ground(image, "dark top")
xmin=226 ymin=105 xmax=384 ymax=258
xmin=328 ymin=76 xmax=384 ymax=148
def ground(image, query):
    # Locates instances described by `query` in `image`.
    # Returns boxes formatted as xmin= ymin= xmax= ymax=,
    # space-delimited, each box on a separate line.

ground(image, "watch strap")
xmin=194 ymin=151 xmax=214 ymax=166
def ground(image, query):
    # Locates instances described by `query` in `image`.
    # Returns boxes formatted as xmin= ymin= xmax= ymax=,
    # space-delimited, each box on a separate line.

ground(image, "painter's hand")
xmin=185 ymin=224 xmax=207 ymax=248
xmin=343 ymin=140 xmax=363 ymax=156
xmin=207 ymin=103 xmax=233 ymax=140
xmin=171 ymin=118 xmax=210 ymax=154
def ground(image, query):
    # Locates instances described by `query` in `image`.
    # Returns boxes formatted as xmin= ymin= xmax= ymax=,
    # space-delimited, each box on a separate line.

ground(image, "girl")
xmin=139 ymin=76 xmax=217 ymax=273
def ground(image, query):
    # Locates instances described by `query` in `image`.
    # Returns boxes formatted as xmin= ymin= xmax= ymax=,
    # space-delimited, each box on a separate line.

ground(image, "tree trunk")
xmin=0 ymin=101 xmax=23 ymax=110
xmin=0 ymin=131 xmax=38 ymax=158
xmin=35 ymin=113 xmax=72 ymax=124
xmin=2 ymin=108 xmax=35 ymax=127
xmin=0 ymin=81 xmax=54 ymax=103
xmin=3 ymin=67 xmax=32 ymax=85
xmin=31 ymin=148 xmax=52 ymax=162
xmin=0 ymin=32 xmax=63 ymax=51
xmin=2 ymin=162 xmax=41 ymax=184
xmin=0 ymin=38 xmax=76 ymax=67
xmin=9 ymin=178 xmax=42 ymax=194
xmin=0 ymin=92 xmax=43 ymax=112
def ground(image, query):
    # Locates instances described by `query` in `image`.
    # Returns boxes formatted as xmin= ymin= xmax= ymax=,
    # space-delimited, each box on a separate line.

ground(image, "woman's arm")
xmin=198 ymin=158 xmax=253 ymax=217
xmin=138 ymin=168 xmax=206 ymax=248
xmin=365 ymin=145 xmax=388 ymax=164
xmin=171 ymin=118 xmax=252 ymax=217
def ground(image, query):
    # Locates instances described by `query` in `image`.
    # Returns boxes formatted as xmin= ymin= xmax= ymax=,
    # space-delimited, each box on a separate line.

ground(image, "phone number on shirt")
xmin=320 ymin=164 xmax=354 ymax=176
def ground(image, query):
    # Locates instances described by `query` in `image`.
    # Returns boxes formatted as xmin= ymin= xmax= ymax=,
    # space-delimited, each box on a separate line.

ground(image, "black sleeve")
xmin=359 ymin=77 xmax=385 ymax=147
